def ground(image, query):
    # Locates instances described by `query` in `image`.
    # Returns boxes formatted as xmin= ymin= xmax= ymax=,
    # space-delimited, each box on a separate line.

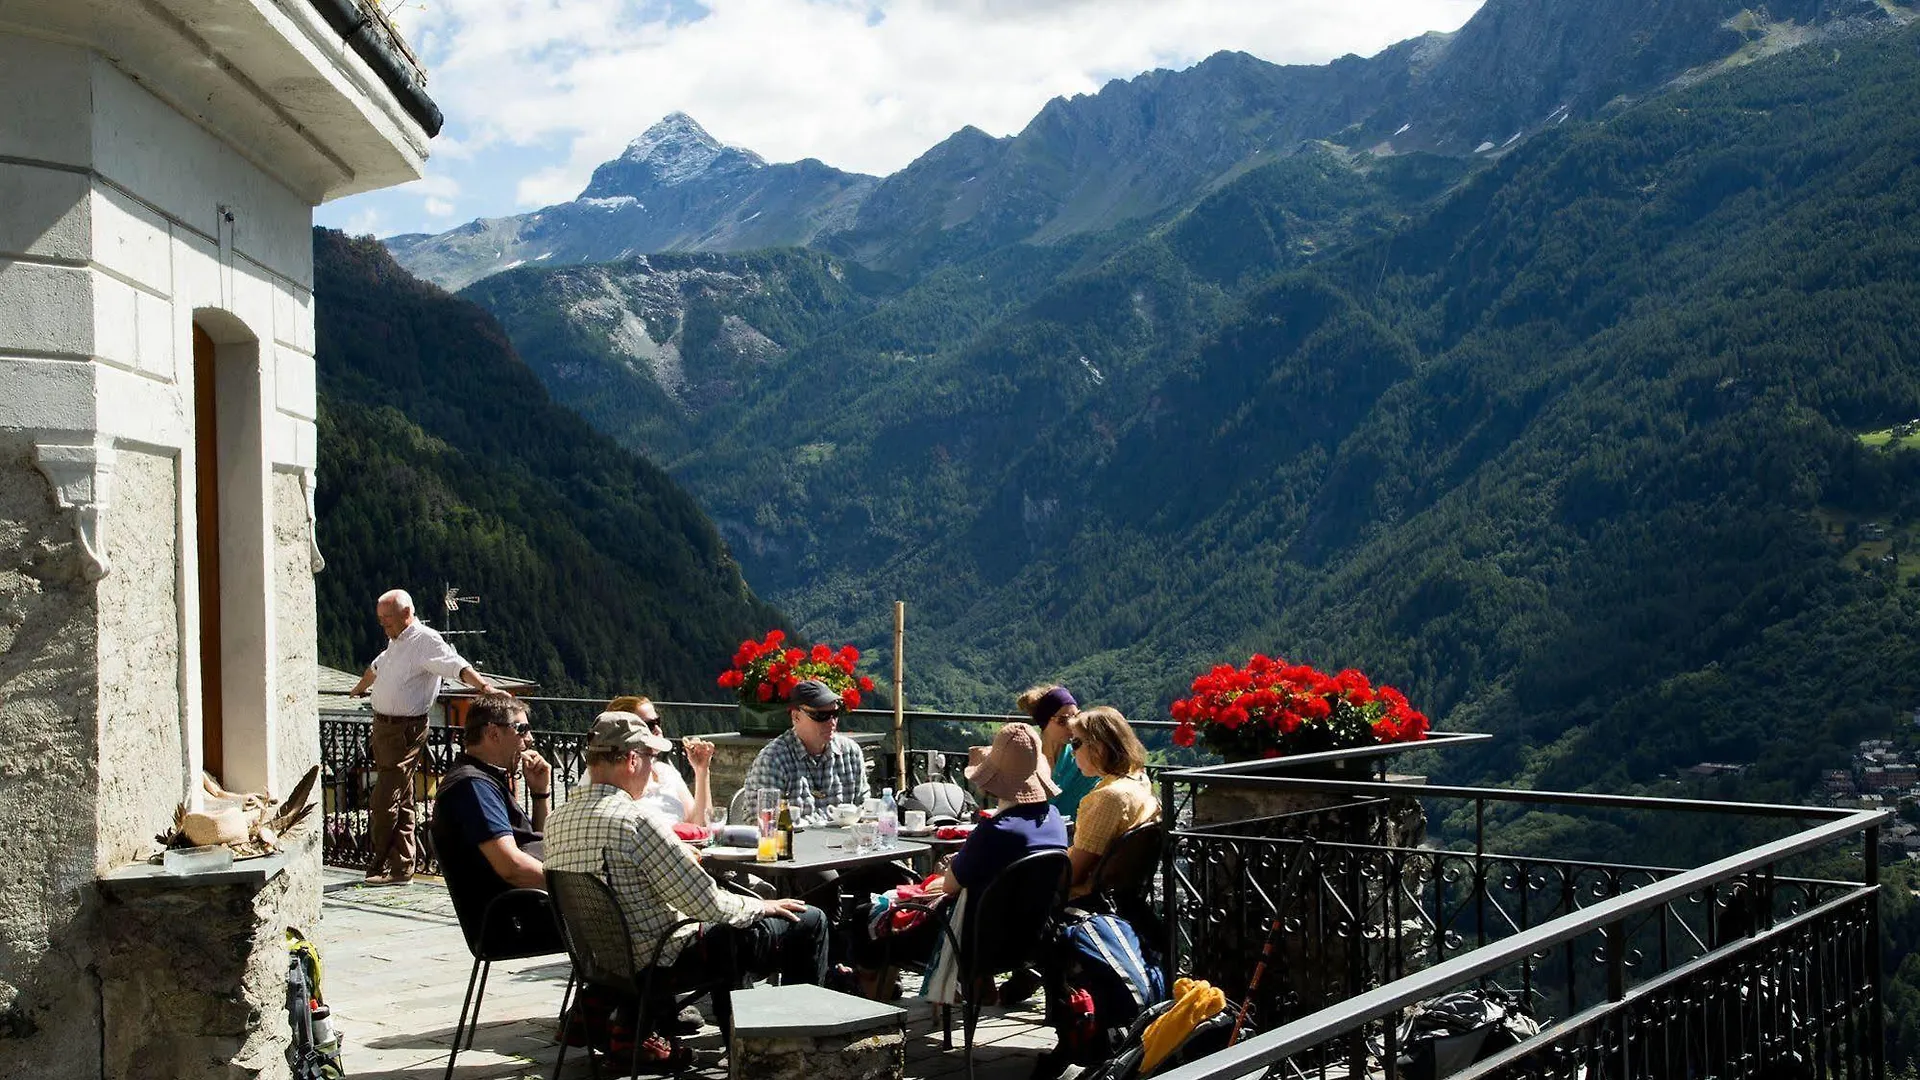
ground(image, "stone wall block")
xmin=0 ymin=163 xmax=90 ymax=261
xmin=91 ymin=271 xmax=139 ymax=369
xmin=0 ymin=437 xmax=105 ymax=1078
xmin=730 ymin=1030 xmax=905 ymax=1080
xmin=136 ymin=290 xmax=176 ymax=381
xmin=96 ymin=448 xmax=184 ymax=868
xmin=0 ymin=36 xmax=91 ymax=165
xmin=90 ymin=185 xmax=173 ymax=295
xmin=273 ymin=346 xmax=315 ymax=421
xmin=0 ymin=261 xmax=93 ymax=358
xmin=97 ymin=871 xmax=296 ymax=1080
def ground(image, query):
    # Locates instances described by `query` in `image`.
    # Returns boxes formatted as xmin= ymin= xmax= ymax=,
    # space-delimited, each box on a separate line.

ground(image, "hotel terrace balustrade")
xmin=316 ymin=701 xmax=1887 ymax=1079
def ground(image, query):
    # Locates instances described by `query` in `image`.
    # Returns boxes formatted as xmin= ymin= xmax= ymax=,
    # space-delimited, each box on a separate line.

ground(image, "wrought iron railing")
xmin=1153 ymin=762 xmax=1886 ymax=1080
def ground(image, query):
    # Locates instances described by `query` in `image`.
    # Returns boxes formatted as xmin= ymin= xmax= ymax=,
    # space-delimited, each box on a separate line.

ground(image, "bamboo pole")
xmin=893 ymin=600 xmax=906 ymax=788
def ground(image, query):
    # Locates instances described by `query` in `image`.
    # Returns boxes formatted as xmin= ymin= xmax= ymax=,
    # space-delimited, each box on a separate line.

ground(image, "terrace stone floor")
xmin=315 ymin=868 xmax=1061 ymax=1080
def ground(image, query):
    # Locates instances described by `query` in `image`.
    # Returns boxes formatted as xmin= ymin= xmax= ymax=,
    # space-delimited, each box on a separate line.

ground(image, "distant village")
xmin=1818 ymin=724 xmax=1920 ymax=858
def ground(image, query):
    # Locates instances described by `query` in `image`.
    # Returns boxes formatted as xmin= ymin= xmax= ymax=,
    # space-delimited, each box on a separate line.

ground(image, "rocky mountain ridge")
xmin=388 ymin=0 xmax=1913 ymax=288
xmin=386 ymin=114 xmax=877 ymax=290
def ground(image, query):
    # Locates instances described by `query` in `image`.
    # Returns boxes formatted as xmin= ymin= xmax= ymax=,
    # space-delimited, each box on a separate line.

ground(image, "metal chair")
xmin=443 ymin=887 xmax=569 ymax=1080
xmin=545 ymin=866 xmax=737 ymax=1080
xmin=933 ymin=849 xmax=1073 ymax=1080
xmin=1085 ymin=822 xmax=1168 ymax=943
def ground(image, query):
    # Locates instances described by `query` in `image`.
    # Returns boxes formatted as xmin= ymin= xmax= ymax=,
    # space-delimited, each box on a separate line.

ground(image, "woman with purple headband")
xmin=1016 ymin=684 xmax=1097 ymax=815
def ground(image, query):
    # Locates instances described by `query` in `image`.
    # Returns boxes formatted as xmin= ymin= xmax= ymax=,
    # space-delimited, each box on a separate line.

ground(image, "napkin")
xmin=934 ymin=825 xmax=973 ymax=841
xmin=672 ymin=822 xmax=709 ymax=843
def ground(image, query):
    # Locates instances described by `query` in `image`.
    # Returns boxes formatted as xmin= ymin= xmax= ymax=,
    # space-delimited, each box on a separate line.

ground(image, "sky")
xmin=318 ymin=0 xmax=1485 ymax=239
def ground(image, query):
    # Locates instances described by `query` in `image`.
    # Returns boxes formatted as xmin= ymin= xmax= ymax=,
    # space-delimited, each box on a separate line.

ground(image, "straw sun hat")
xmin=965 ymin=723 xmax=1062 ymax=804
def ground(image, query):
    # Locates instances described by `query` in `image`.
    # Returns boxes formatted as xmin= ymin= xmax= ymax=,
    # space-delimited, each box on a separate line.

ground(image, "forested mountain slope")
xmin=312 ymin=229 xmax=783 ymax=695
xmin=468 ymin=24 xmax=1920 ymax=800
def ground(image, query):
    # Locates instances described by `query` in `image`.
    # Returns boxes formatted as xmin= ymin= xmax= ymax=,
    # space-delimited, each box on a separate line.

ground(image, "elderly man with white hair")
xmin=349 ymin=588 xmax=495 ymax=884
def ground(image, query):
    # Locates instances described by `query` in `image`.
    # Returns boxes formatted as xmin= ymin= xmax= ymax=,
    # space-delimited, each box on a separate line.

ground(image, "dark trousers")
xmin=673 ymin=906 xmax=831 ymax=988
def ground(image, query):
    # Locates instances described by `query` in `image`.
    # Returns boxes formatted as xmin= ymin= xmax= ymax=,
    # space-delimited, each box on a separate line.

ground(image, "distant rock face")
xmin=389 ymin=0 xmax=1915 ymax=287
xmin=387 ymin=114 xmax=877 ymax=290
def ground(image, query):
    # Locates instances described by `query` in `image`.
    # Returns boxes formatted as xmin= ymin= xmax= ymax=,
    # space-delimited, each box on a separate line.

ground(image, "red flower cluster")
xmin=716 ymin=629 xmax=876 ymax=709
xmin=1168 ymin=653 xmax=1429 ymax=760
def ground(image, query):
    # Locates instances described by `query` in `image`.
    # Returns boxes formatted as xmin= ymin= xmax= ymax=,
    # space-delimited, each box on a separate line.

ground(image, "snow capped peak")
xmin=616 ymin=113 xmax=765 ymax=183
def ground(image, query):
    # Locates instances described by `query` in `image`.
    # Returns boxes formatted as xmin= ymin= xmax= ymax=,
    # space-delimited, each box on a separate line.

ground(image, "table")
xmin=703 ymin=826 xmax=932 ymax=887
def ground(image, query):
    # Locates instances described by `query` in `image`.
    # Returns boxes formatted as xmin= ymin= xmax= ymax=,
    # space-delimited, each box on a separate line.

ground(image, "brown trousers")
xmin=368 ymin=714 xmax=429 ymax=876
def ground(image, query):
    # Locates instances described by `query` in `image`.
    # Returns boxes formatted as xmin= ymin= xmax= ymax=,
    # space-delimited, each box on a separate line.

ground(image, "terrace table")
xmin=701 ymin=826 xmax=932 ymax=887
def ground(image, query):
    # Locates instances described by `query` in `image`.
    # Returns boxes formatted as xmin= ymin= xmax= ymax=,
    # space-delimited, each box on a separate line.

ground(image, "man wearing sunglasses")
xmin=740 ymin=680 xmax=869 ymax=818
xmin=431 ymin=692 xmax=559 ymax=953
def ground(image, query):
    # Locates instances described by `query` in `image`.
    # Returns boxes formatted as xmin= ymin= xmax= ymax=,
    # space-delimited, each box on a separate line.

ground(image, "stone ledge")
xmin=730 ymin=984 xmax=905 ymax=1038
xmin=99 ymin=852 xmax=288 ymax=895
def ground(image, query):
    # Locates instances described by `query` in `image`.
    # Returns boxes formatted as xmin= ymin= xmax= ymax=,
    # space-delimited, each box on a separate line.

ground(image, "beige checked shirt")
xmin=1071 ymin=772 xmax=1159 ymax=858
xmin=544 ymin=783 xmax=760 ymax=968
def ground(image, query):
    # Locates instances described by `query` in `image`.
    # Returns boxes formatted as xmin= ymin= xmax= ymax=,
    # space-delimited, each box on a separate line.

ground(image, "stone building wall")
xmin=0 ymin=435 xmax=103 ymax=1078
xmin=95 ymin=448 xmax=187 ymax=867
xmin=274 ymin=471 xmax=322 ymax=927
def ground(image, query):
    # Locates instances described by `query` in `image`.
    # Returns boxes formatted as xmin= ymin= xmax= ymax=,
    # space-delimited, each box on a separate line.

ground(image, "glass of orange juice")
xmin=756 ymin=832 xmax=779 ymax=863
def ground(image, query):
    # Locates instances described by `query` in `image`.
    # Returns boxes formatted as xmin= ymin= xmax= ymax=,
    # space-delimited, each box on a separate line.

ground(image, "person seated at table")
xmin=1018 ymin=684 xmax=1097 ymax=817
xmin=740 ymin=679 xmax=869 ymax=816
xmin=607 ymin=693 xmax=716 ymax=826
xmin=1064 ymin=706 xmax=1161 ymax=900
xmin=431 ymin=692 xmax=558 ymax=955
xmin=546 ymin=712 xmax=830 ymax=1061
xmin=853 ymin=723 xmax=1067 ymax=997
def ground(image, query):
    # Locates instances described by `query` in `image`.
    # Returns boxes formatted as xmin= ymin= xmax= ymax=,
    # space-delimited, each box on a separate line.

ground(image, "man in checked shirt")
xmin=740 ymin=680 xmax=869 ymax=816
xmin=546 ymin=712 xmax=830 ymax=997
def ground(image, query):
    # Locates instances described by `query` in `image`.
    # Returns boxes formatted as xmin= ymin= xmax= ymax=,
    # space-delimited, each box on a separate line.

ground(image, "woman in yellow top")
xmin=1065 ymin=705 xmax=1160 ymax=897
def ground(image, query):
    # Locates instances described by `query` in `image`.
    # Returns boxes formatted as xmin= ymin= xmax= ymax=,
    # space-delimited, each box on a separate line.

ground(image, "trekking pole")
xmin=1227 ymin=838 xmax=1314 ymax=1048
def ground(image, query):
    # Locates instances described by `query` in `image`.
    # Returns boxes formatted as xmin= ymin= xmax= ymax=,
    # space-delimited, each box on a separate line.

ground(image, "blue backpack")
xmin=1050 ymin=910 xmax=1169 ymax=1064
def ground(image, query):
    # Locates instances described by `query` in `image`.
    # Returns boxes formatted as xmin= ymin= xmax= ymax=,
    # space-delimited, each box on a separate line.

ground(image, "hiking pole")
xmin=1227 ymin=838 xmax=1314 ymax=1048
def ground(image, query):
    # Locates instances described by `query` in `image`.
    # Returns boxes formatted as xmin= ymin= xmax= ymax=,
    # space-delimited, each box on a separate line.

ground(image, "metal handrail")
xmin=318 ymin=690 xmax=1190 ymax=728
xmin=1152 ymin=803 xmax=1886 ymax=1080
xmin=1159 ymin=767 xmax=1863 ymax=822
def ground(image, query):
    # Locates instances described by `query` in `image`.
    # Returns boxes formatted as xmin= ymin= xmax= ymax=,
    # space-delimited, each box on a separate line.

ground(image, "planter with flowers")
xmin=1169 ymin=653 xmax=1429 ymax=764
xmin=716 ymin=629 xmax=877 ymax=736
xmin=1171 ymin=654 xmax=1434 ymax=1016
xmin=1169 ymin=653 xmax=1430 ymax=827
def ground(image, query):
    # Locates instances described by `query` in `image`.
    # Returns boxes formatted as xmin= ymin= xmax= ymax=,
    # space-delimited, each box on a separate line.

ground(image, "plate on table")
xmin=898 ymin=825 xmax=936 ymax=837
xmin=704 ymin=846 xmax=762 ymax=860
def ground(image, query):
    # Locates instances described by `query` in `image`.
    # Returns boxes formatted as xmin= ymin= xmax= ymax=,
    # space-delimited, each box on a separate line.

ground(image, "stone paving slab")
xmin=315 ymin=874 xmax=1063 ymax=1080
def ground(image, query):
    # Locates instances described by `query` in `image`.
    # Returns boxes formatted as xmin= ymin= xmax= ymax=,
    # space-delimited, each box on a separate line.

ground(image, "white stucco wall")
xmin=0 ymin=25 xmax=352 ymax=1077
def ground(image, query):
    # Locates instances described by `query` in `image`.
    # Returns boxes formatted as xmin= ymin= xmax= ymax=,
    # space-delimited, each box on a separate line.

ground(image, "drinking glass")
xmin=757 ymin=786 xmax=781 ymax=833
xmin=706 ymin=806 xmax=727 ymax=846
xmin=756 ymin=833 xmax=779 ymax=863
xmin=852 ymin=821 xmax=879 ymax=854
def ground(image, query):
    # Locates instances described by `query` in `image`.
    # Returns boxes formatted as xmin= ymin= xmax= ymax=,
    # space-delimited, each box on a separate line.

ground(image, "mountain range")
xmin=389 ymin=0 xmax=1911 ymax=290
xmin=407 ymin=0 xmax=1920 ymax=786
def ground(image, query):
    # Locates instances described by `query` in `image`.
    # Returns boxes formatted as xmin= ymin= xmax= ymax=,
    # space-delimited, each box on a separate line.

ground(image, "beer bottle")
xmin=777 ymin=798 xmax=794 ymax=859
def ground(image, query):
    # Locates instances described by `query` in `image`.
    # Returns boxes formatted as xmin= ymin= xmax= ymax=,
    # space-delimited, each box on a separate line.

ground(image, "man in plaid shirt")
xmin=546 ymin=712 xmax=830 ymax=988
xmin=740 ymin=680 xmax=870 ymax=816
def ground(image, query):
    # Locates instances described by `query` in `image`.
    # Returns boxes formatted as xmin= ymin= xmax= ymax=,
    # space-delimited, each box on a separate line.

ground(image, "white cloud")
xmin=353 ymin=0 xmax=1483 ymax=225
xmin=424 ymin=197 xmax=457 ymax=217
xmin=341 ymin=207 xmax=384 ymax=236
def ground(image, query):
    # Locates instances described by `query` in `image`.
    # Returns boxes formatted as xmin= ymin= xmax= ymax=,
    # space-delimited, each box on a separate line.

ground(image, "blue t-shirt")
xmin=440 ymin=775 xmax=516 ymax=848
xmin=1049 ymin=745 xmax=1099 ymax=817
xmin=951 ymin=802 xmax=1068 ymax=891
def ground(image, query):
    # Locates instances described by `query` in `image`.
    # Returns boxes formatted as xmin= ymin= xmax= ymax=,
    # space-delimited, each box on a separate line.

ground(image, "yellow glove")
xmin=1139 ymin=979 xmax=1227 ymax=1075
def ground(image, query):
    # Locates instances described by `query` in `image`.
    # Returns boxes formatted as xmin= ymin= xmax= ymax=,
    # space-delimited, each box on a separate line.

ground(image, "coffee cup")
xmin=903 ymin=809 xmax=927 ymax=831
xmin=834 ymin=803 xmax=861 ymax=827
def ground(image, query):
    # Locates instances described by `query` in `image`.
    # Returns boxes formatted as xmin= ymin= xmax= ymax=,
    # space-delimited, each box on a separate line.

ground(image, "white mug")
xmin=903 ymin=810 xmax=927 ymax=831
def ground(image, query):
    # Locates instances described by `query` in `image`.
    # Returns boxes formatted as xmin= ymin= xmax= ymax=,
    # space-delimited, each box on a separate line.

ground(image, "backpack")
xmin=1048 ymin=910 xmax=1170 ymax=1065
xmin=286 ymin=928 xmax=344 ymax=1080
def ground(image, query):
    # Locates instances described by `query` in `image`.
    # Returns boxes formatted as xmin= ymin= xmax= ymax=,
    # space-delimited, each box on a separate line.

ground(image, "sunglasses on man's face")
xmin=496 ymin=720 xmax=531 ymax=735
xmin=802 ymin=707 xmax=842 ymax=722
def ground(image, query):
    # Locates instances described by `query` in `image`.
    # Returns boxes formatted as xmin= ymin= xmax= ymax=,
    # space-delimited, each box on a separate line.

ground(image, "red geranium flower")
xmin=717 ymin=630 xmax=875 ymax=709
xmin=1167 ymin=651 xmax=1428 ymax=761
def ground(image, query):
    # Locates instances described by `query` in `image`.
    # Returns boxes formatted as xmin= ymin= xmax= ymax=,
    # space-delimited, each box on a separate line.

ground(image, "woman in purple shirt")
xmin=943 ymin=722 xmax=1069 ymax=894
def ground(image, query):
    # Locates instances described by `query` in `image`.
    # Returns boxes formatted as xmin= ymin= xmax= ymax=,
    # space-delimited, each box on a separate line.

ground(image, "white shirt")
xmin=369 ymin=621 xmax=471 ymax=717
xmin=638 ymin=759 xmax=695 ymax=823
